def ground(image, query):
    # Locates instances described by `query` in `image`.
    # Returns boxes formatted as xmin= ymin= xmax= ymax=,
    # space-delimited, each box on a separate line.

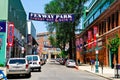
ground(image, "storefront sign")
xmin=88 ymin=30 xmax=92 ymax=48
xmin=7 ymin=22 xmax=14 ymax=47
xmin=29 ymin=12 xmax=74 ymax=22
xmin=0 ymin=22 xmax=6 ymax=32
xmin=93 ymin=26 xmax=98 ymax=46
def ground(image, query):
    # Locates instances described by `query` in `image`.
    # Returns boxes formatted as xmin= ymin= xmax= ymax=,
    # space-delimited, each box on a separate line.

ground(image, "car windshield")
xmin=26 ymin=56 xmax=38 ymax=61
xmin=9 ymin=59 xmax=25 ymax=64
xmin=69 ymin=60 xmax=75 ymax=62
xmin=33 ymin=56 xmax=38 ymax=61
xmin=27 ymin=56 xmax=32 ymax=61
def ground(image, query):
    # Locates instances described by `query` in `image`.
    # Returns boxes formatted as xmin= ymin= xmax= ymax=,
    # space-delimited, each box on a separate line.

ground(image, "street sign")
xmin=0 ymin=22 xmax=6 ymax=32
xmin=7 ymin=22 xmax=14 ymax=47
xmin=29 ymin=12 xmax=74 ymax=22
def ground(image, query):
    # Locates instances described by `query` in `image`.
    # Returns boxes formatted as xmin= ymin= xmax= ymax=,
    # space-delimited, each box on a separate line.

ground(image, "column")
xmin=48 ymin=52 xmax=51 ymax=61
xmin=105 ymin=36 xmax=109 ymax=66
xmin=118 ymin=11 xmax=120 ymax=26
xmin=110 ymin=16 xmax=112 ymax=30
xmin=118 ymin=11 xmax=120 ymax=64
xmin=105 ymin=20 xmax=109 ymax=66
xmin=114 ymin=13 xmax=116 ymax=28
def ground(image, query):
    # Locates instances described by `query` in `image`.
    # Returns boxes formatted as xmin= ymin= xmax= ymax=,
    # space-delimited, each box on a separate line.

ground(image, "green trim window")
xmin=89 ymin=16 xmax=93 ymax=24
xmin=101 ymin=2 xmax=110 ymax=13
xmin=83 ymin=1 xmax=112 ymax=28
xmin=94 ymin=9 xmax=100 ymax=20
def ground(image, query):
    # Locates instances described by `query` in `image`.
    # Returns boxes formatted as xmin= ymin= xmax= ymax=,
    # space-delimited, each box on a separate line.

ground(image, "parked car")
xmin=56 ymin=58 xmax=60 ymax=62
xmin=65 ymin=59 xmax=76 ymax=67
xmin=6 ymin=58 xmax=31 ymax=78
xmin=0 ymin=70 xmax=7 ymax=80
xmin=59 ymin=58 xmax=67 ymax=65
xmin=25 ymin=55 xmax=41 ymax=72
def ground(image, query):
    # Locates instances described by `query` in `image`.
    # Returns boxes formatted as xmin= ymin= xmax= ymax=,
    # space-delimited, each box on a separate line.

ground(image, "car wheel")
xmin=7 ymin=74 xmax=11 ymax=78
xmin=26 ymin=72 xmax=31 ymax=78
xmin=38 ymin=67 xmax=41 ymax=72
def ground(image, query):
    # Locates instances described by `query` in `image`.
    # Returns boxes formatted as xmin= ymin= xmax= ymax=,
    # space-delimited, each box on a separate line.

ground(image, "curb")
xmin=75 ymin=66 xmax=79 ymax=70
xmin=84 ymin=70 xmax=114 ymax=80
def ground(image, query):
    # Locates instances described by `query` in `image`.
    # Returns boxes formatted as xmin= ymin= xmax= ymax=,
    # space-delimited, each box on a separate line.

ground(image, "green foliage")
xmin=49 ymin=35 xmax=56 ymax=47
xmin=58 ymin=50 xmax=68 ymax=58
xmin=107 ymin=34 xmax=120 ymax=54
xmin=45 ymin=0 xmax=88 ymax=53
xmin=0 ymin=64 xmax=4 ymax=67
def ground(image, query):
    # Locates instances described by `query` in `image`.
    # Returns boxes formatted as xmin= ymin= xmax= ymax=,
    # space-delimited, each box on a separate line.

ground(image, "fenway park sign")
xmin=29 ymin=12 xmax=74 ymax=22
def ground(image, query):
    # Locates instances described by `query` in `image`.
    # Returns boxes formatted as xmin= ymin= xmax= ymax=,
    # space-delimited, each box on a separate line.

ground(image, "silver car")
xmin=6 ymin=58 xmax=31 ymax=78
xmin=66 ymin=59 xmax=76 ymax=67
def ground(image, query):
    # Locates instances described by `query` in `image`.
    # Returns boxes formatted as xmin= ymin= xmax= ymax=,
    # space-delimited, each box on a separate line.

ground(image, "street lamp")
xmin=95 ymin=33 xmax=99 ymax=73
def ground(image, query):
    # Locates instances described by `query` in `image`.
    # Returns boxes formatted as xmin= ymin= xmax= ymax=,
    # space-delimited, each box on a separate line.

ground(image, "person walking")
xmin=90 ymin=59 xmax=95 ymax=71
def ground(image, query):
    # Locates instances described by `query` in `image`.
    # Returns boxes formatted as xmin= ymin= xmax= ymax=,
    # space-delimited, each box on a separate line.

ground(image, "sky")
xmin=21 ymin=0 xmax=91 ymax=34
xmin=21 ymin=0 xmax=52 ymax=34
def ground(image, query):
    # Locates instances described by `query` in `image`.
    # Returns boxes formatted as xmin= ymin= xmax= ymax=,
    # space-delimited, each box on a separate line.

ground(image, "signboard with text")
xmin=87 ymin=30 xmax=92 ymax=48
xmin=93 ymin=26 xmax=98 ymax=46
xmin=0 ymin=21 xmax=7 ymax=65
xmin=7 ymin=22 xmax=14 ymax=47
xmin=29 ymin=12 xmax=74 ymax=22
xmin=0 ymin=22 xmax=6 ymax=32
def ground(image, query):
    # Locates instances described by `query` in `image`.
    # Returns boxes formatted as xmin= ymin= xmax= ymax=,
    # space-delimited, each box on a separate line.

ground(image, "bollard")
xmin=101 ymin=62 xmax=103 ymax=74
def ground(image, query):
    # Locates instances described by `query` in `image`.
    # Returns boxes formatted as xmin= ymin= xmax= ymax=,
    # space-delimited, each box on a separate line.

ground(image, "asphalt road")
xmin=8 ymin=61 xmax=108 ymax=80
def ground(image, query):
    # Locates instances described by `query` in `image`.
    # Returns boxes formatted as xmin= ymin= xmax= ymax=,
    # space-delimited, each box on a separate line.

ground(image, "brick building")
xmin=36 ymin=32 xmax=61 ymax=61
xmin=76 ymin=0 xmax=120 ymax=67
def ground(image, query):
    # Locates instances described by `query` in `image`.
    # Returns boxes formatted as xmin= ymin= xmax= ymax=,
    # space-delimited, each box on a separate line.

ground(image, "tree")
xmin=44 ymin=0 xmax=88 ymax=60
xmin=107 ymin=34 xmax=120 ymax=78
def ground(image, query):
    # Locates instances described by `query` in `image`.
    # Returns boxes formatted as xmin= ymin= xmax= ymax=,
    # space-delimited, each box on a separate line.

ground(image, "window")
xmin=116 ymin=11 xmax=118 ymax=27
xmin=9 ymin=59 xmax=25 ymax=64
xmin=56 ymin=48 xmax=61 ymax=51
xmin=101 ymin=2 xmax=110 ymax=13
xmin=9 ymin=5 xmax=12 ymax=12
xmin=27 ymin=56 xmax=32 ymax=61
xmin=89 ymin=16 xmax=93 ymax=24
xmin=44 ymin=35 xmax=48 ymax=40
xmin=108 ymin=17 xmax=110 ymax=31
xmin=84 ymin=21 xmax=88 ymax=28
xmin=33 ymin=56 xmax=38 ymax=61
xmin=94 ymin=9 xmax=100 ymax=20
xmin=43 ymin=41 xmax=47 ymax=45
xmin=13 ymin=11 xmax=16 ymax=17
xmin=112 ymin=14 xmax=114 ymax=29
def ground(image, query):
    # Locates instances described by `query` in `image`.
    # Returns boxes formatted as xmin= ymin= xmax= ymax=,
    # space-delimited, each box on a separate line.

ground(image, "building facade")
xmin=36 ymin=32 xmax=61 ymax=61
xmin=76 ymin=0 xmax=120 ymax=67
xmin=0 ymin=0 xmax=27 ymax=65
xmin=26 ymin=20 xmax=38 ymax=55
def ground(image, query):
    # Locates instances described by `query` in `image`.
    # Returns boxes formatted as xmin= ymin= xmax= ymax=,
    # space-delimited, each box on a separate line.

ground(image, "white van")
xmin=25 ymin=55 xmax=41 ymax=72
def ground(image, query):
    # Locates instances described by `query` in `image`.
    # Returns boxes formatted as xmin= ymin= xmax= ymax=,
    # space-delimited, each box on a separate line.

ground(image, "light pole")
xmin=95 ymin=33 xmax=99 ymax=73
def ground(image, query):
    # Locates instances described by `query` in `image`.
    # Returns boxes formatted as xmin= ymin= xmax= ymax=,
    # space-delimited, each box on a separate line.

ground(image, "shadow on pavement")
xmin=7 ymin=74 xmax=31 ymax=79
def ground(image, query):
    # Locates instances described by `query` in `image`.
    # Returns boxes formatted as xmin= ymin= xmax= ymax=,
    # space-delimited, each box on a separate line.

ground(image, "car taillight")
xmin=26 ymin=64 xmax=28 ymax=69
xmin=7 ymin=65 xmax=9 ymax=69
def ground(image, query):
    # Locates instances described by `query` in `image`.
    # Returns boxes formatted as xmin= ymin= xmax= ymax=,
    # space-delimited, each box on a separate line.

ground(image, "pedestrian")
xmin=90 ymin=59 xmax=95 ymax=71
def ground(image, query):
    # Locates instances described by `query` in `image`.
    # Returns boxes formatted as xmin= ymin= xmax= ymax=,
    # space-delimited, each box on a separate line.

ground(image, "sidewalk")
xmin=78 ymin=64 xmax=120 ymax=80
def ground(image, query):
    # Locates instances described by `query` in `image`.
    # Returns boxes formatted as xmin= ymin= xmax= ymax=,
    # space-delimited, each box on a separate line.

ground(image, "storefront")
xmin=76 ymin=0 xmax=120 ymax=67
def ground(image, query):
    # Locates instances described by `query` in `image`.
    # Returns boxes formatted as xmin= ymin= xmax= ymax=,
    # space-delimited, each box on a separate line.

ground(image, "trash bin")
xmin=114 ymin=64 xmax=120 ymax=78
